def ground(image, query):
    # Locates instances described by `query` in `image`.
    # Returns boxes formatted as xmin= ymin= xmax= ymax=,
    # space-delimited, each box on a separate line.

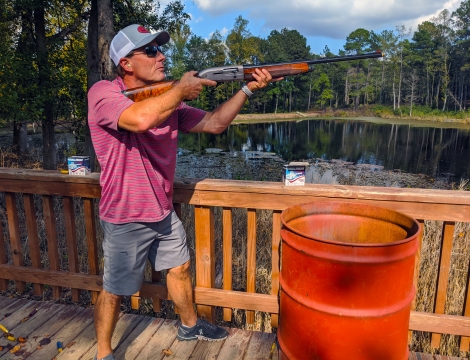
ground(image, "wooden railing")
xmin=1 ymin=168 xmax=470 ymax=350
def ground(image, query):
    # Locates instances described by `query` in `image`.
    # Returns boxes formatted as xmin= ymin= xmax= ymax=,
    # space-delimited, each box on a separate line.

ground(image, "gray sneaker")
xmin=177 ymin=319 xmax=228 ymax=341
xmin=94 ymin=353 xmax=116 ymax=360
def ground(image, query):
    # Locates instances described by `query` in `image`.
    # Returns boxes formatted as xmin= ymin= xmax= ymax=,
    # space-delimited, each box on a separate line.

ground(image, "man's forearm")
xmin=203 ymin=89 xmax=249 ymax=133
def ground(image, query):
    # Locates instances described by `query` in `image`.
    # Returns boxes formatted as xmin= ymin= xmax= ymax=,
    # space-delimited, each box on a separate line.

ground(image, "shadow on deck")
xmin=0 ymin=296 xmax=465 ymax=360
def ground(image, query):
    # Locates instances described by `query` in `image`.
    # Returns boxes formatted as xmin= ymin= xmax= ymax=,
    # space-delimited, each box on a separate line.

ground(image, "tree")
xmin=404 ymin=69 xmax=420 ymax=116
xmin=369 ymin=30 xmax=398 ymax=103
xmin=312 ymin=73 xmax=334 ymax=109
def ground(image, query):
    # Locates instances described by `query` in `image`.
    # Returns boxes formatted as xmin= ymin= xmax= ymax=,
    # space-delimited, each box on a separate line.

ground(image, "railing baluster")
xmin=23 ymin=194 xmax=44 ymax=295
xmin=271 ymin=210 xmax=282 ymax=328
xmin=83 ymin=198 xmax=99 ymax=304
xmin=63 ymin=196 xmax=80 ymax=301
xmin=246 ymin=208 xmax=257 ymax=325
xmin=408 ymin=219 xmax=424 ymax=343
xmin=131 ymin=291 xmax=141 ymax=310
xmin=5 ymin=193 xmax=25 ymax=293
xmin=151 ymin=270 xmax=162 ymax=312
xmin=0 ymin=206 xmax=8 ymax=291
xmin=431 ymin=221 xmax=455 ymax=348
xmin=223 ymin=207 xmax=233 ymax=322
xmin=42 ymin=195 xmax=61 ymax=298
xmin=195 ymin=205 xmax=215 ymax=322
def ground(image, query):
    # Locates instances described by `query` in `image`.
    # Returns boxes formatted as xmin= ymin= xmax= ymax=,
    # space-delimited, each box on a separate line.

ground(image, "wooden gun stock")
xmin=122 ymin=80 xmax=179 ymax=102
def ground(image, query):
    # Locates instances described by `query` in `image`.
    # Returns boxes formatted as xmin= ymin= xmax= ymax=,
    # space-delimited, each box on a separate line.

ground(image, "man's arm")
xmin=190 ymin=68 xmax=277 ymax=134
xmin=118 ymin=71 xmax=217 ymax=133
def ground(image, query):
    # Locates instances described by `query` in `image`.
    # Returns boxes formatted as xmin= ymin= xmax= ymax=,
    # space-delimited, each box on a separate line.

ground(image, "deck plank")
xmin=244 ymin=331 xmax=276 ymax=360
xmin=0 ymin=299 xmax=51 ymax=358
xmin=80 ymin=313 xmax=145 ymax=360
xmin=0 ymin=297 xmax=467 ymax=360
xmin=217 ymin=327 xmax=252 ymax=360
xmin=134 ymin=319 xmax=178 ymax=360
xmin=164 ymin=338 xmax=199 ymax=360
xmin=0 ymin=303 xmax=62 ymax=359
xmin=113 ymin=317 xmax=162 ymax=360
xmin=189 ymin=328 xmax=228 ymax=360
xmin=56 ymin=320 xmax=96 ymax=360
xmin=1 ymin=304 xmax=89 ymax=359
xmin=0 ymin=295 xmax=17 ymax=308
xmin=31 ymin=307 xmax=94 ymax=360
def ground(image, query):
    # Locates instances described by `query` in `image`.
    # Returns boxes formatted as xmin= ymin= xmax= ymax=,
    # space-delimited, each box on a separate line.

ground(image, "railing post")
xmin=194 ymin=205 xmax=215 ymax=322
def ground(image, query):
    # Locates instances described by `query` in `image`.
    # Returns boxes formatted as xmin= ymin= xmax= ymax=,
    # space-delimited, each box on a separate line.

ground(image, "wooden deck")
xmin=0 ymin=296 xmax=464 ymax=360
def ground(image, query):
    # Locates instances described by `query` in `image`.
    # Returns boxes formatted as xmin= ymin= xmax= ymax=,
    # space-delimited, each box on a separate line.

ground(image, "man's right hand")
xmin=174 ymin=71 xmax=217 ymax=100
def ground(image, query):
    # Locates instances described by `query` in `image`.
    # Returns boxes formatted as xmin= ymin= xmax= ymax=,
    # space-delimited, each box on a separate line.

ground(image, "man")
xmin=88 ymin=24 xmax=277 ymax=360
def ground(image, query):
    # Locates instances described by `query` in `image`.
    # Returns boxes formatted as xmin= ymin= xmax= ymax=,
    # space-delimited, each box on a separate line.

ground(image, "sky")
xmin=160 ymin=0 xmax=462 ymax=55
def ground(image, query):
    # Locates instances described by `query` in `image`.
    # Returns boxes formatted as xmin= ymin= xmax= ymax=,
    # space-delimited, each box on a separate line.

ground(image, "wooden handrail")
xmin=1 ymin=168 xmax=470 ymax=349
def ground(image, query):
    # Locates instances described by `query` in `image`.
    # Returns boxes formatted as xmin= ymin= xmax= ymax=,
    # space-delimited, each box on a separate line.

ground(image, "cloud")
xmin=191 ymin=0 xmax=461 ymax=39
xmin=220 ymin=27 xmax=229 ymax=36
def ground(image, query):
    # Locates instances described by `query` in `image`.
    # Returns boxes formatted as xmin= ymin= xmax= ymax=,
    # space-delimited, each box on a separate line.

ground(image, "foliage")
xmin=3 ymin=0 xmax=470 ymax=169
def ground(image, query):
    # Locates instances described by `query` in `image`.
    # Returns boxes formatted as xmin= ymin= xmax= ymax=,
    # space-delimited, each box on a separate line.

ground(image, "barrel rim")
xmin=280 ymin=200 xmax=421 ymax=247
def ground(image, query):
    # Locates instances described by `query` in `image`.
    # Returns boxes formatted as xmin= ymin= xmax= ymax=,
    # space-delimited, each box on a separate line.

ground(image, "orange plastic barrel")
xmin=278 ymin=201 xmax=420 ymax=360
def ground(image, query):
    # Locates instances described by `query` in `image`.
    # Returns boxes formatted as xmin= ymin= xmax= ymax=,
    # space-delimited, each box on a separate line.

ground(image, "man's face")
xmin=126 ymin=40 xmax=166 ymax=85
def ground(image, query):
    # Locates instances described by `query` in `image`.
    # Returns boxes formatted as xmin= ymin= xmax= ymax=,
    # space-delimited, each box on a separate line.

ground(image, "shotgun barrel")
xmin=123 ymin=51 xmax=384 ymax=102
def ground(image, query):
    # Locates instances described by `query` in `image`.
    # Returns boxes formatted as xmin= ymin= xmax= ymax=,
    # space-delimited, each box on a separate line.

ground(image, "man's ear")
xmin=119 ymin=58 xmax=132 ymax=70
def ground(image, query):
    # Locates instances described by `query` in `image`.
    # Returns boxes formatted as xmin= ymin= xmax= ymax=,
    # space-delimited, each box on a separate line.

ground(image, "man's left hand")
xmin=246 ymin=68 xmax=283 ymax=92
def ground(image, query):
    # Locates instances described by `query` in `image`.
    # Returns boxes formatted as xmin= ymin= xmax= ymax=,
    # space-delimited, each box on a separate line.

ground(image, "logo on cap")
xmin=137 ymin=26 xmax=150 ymax=33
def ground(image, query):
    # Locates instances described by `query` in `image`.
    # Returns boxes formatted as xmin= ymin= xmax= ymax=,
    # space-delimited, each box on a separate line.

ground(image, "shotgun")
xmin=123 ymin=51 xmax=384 ymax=102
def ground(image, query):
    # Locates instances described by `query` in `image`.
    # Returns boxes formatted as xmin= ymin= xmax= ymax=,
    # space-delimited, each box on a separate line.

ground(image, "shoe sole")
xmin=177 ymin=335 xmax=228 ymax=342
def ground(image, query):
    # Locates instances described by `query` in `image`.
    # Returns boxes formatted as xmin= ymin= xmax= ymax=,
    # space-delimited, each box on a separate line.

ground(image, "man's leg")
xmin=166 ymin=260 xmax=197 ymax=327
xmin=94 ymin=290 xmax=122 ymax=359
xmin=154 ymin=211 xmax=227 ymax=341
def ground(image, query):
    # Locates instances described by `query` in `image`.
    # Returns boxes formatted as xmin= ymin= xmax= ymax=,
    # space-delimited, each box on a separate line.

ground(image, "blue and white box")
xmin=283 ymin=162 xmax=308 ymax=186
xmin=68 ymin=156 xmax=90 ymax=175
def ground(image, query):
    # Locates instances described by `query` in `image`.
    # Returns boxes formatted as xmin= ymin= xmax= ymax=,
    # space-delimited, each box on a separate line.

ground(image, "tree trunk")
xmin=13 ymin=121 xmax=28 ymax=156
xmin=289 ymin=89 xmax=292 ymax=112
xmin=380 ymin=60 xmax=385 ymax=104
xmin=426 ymin=67 xmax=429 ymax=106
xmin=34 ymin=5 xmax=56 ymax=170
xmin=307 ymin=83 xmax=311 ymax=110
xmin=84 ymin=0 xmax=114 ymax=172
xmin=398 ymin=50 xmax=403 ymax=109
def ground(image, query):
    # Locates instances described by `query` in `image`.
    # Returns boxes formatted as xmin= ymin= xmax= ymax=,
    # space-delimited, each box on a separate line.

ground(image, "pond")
xmin=178 ymin=117 xmax=470 ymax=180
xmin=1 ymin=117 xmax=469 ymax=180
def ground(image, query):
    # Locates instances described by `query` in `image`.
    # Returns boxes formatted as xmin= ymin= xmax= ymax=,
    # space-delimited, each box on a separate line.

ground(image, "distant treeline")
xmin=1 ymin=0 xmax=469 ymax=169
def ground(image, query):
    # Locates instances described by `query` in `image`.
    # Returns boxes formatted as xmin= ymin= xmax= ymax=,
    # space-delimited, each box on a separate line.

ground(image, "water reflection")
xmin=178 ymin=118 xmax=470 ymax=179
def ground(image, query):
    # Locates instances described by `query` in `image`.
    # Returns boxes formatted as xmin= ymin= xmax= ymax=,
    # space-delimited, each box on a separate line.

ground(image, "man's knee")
xmin=99 ymin=290 xmax=123 ymax=306
xmin=168 ymin=260 xmax=191 ymax=280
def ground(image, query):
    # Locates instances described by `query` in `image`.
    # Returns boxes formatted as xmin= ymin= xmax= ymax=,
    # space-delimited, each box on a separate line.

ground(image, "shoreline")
xmin=175 ymin=150 xmax=463 ymax=191
xmin=233 ymin=111 xmax=470 ymax=127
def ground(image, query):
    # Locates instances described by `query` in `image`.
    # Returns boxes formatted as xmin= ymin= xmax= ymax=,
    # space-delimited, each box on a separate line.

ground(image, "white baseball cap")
xmin=109 ymin=24 xmax=170 ymax=66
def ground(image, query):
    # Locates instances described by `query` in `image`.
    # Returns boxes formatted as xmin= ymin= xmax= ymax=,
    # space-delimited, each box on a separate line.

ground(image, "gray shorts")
xmin=100 ymin=210 xmax=190 ymax=296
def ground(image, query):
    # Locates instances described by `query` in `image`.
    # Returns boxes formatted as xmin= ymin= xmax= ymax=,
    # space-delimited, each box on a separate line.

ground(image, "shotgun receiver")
xmin=123 ymin=51 xmax=384 ymax=102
